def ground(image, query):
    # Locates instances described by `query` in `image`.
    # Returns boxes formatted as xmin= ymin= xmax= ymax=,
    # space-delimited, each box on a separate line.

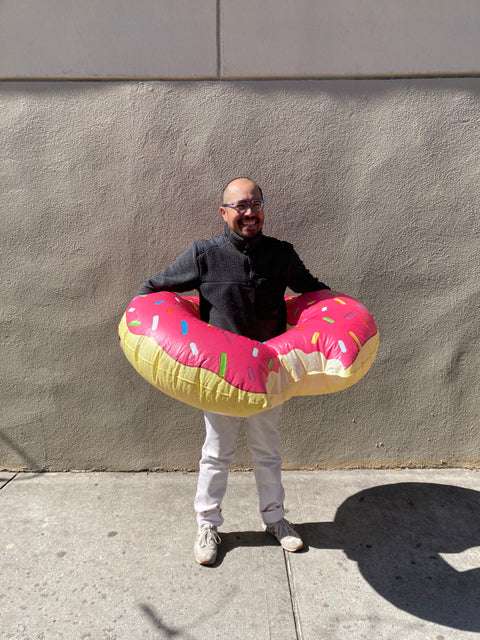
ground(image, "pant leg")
xmin=245 ymin=405 xmax=285 ymax=524
xmin=194 ymin=411 xmax=241 ymax=527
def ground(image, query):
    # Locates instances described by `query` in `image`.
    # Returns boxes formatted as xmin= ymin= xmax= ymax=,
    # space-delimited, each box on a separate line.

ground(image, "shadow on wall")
xmin=299 ymin=482 xmax=480 ymax=631
xmin=0 ymin=430 xmax=43 ymax=473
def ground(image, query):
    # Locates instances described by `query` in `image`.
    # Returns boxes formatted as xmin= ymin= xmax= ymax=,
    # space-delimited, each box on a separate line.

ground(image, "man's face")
xmin=220 ymin=179 xmax=264 ymax=239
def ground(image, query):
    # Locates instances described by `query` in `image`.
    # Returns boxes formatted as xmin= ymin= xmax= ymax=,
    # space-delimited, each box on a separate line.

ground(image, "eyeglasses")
xmin=222 ymin=199 xmax=265 ymax=214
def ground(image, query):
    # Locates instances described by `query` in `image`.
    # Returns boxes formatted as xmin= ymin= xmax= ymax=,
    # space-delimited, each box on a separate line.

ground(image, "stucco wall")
xmin=1 ymin=1 xmax=480 ymax=469
xmin=2 ymin=79 xmax=479 ymax=470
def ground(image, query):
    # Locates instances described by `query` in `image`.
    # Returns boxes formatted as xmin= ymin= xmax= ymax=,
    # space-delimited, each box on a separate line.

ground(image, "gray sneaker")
xmin=194 ymin=525 xmax=221 ymax=565
xmin=265 ymin=518 xmax=303 ymax=552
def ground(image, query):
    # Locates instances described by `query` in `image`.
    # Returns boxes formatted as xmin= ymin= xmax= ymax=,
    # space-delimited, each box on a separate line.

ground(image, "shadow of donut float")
xmin=119 ymin=289 xmax=379 ymax=416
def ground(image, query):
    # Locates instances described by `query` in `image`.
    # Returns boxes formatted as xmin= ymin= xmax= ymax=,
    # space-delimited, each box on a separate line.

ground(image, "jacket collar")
xmin=224 ymin=223 xmax=264 ymax=252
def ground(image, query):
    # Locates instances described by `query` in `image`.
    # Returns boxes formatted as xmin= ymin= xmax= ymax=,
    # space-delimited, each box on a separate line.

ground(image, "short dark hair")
xmin=222 ymin=177 xmax=263 ymax=202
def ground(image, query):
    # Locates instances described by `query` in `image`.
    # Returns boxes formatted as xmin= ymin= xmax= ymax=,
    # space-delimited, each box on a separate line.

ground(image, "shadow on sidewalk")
xmin=218 ymin=482 xmax=480 ymax=632
xmin=140 ymin=603 xmax=198 ymax=640
xmin=298 ymin=482 xmax=480 ymax=632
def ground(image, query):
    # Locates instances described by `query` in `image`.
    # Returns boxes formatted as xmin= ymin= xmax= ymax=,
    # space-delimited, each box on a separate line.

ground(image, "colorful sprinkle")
xmin=292 ymin=307 xmax=300 ymax=317
xmin=181 ymin=321 xmax=188 ymax=335
xmin=167 ymin=308 xmax=174 ymax=313
xmin=349 ymin=331 xmax=362 ymax=349
xmin=333 ymin=298 xmax=346 ymax=305
xmin=189 ymin=342 xmax=198 ymax=356
xmin=296 ymin=326 xmax=306 ymax=331
xmin=248 ymin=367 xmax=256 ymax=382
xmin=306 ymin=300 xmax=316 ymax=306
xmin=128 ymin=307 xmax=135 ymax=312
xmin=219 ymin=353 xmax=227 ymax=377
xmin=321 ymin=307 xmax=328 ymax=311
xmin=311 ymin=332 xmax=320 ymax=344
xmin=128 ymin=321 xmax=140 ymax=327
xmin=338 ymin=340 xmax=347 ymax=353
xmin=356 ymin=303 xmax=366 ymax=310
xmin=154 ymin=301 xmax=164 ymax=305
xmin=252 ymin=347 xmax=259 ymax=357
xmin=322 ymin=317 xmax=335 ymax=323
xmin=222 ymin=331 xmax=235 ymax=344
xmin=151 ymin=316 xmax=159 ymax=331
xmin=268 ymin=359 xmax=275 ymax=370
xmin=344 ymin=312 xmax=356 ymax=320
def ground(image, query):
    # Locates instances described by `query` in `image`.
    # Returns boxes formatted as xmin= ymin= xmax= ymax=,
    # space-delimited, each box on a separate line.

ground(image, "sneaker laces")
xmin=273 ymin=519 xmax=298 ymax=539
xmin=198 ymin=526 xmax=221 ymax=548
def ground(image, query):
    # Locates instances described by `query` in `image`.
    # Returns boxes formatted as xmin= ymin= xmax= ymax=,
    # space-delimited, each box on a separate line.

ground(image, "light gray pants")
xmin=194 ymin=405 xmax=285 ymax=527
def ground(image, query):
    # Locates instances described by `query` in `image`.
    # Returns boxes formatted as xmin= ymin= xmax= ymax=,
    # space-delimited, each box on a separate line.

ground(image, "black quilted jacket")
xmin=137 ymin=224 xmax=329 ymax=342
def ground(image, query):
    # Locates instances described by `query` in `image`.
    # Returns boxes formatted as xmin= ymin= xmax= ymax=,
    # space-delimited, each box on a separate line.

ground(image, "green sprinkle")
xmin=322 ymin=317 xmax=335 ymax=323
xmin=128 ymin=321 xmax=141 ymax=327
xmin=219 ymin=353 xmax=227 ymax=378
xmin=268 ymin=358 xmax=275 ymax=370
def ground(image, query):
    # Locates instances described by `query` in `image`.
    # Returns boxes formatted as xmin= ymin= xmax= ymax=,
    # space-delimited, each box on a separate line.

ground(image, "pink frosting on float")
xmin=126 ymin=292 xmax=278 ymax=393
xmin=278 ymin=290 xmax=376 ymax=368
xmin=125 ymin=290 xmax=377 ymax=394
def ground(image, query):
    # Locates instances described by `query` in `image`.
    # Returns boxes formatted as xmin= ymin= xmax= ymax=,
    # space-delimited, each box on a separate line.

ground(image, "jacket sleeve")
xmin=287 ymin=249 xmax=330 ymax=293
xmin=135 ymin=244 xmax=200 ymax=296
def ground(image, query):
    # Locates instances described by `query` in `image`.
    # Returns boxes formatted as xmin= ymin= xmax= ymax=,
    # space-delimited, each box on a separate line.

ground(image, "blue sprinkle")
xmin=181 ymin=320 xmax=188 ymax=335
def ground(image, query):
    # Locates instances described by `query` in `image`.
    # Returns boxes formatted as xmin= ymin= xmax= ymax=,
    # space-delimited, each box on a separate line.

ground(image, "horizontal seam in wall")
xmin=1 ymin=73 xmax=480 ymax=83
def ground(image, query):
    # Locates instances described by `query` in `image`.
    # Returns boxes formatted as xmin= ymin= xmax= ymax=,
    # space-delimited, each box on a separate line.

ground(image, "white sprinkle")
xmin=151 ymin=315 xmax=159 ymax=331
xmin=190 ymin=343 xmax=199 ymax=356
xmin=128 ymin=307 xmax=135 ymax=312
xmin=338 ymin=340 xmax=347 ymax=353
xmin=252 ymin=347 xmax=259 ymax=357
xmin=322 ymin=306 xmax=328 ymax=311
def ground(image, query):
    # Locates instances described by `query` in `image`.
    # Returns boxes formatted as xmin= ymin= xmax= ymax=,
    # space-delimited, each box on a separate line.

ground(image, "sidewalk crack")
xmin=284 ymin=551 xmax=303 ymax=640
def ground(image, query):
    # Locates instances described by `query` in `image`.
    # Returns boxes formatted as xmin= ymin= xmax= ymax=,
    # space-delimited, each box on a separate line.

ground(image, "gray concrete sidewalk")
xmin=1 ymin=469 xmax=480 ymax=640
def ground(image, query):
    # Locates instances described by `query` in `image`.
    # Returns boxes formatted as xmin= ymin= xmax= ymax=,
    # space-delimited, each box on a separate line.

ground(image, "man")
xmin=137 ymin=178 xmax=329 ymax=564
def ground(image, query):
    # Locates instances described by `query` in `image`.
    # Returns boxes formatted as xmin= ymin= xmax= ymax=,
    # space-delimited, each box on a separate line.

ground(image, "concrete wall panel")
xmin=1 ymin=80 xmax=479 ymax=470
xmin=0 ymin=0 xmax=217 ymax=78
xmin=2 ymin=1 xmax=480 ymax=79
xmin=222 ymin=0 xmax=480 ymax=77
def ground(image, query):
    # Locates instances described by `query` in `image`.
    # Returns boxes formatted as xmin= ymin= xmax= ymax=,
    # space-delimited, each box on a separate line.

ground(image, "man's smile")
xmin=220 ymin=178 xmax=265 ymax=238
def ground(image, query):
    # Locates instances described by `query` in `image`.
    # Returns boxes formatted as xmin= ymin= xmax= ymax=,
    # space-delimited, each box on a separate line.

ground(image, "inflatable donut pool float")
xmin=119 ymin=290 xmax=379 ymax=417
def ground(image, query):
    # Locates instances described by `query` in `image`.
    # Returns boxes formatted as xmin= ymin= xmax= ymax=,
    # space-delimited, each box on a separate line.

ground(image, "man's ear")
xmin=220 ymin=206 xmax=227 ymax=221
